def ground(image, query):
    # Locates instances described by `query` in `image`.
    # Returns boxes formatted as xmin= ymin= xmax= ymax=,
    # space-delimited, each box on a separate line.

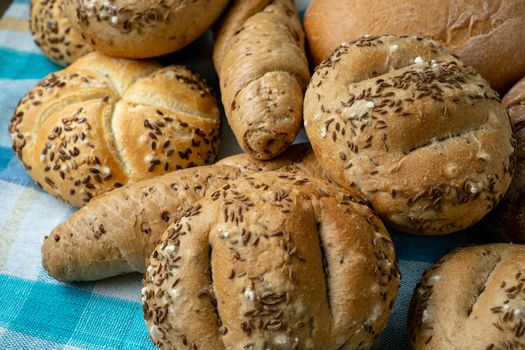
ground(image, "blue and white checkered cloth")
xmin=0 ymin=0 xmax=493 ymax=349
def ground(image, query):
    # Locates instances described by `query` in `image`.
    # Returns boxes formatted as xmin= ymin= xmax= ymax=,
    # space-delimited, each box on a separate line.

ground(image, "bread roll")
xmin=409 ymin=244 xmax=525 ymax=349
xmin=63 ymin=0 xmax=229 ymax=58
xmin=143 ymin=171 xmax=399 ymax=350
xmin=30 ymin=0 xmax=93 ymax=66
xmin=483 ymin=77 xmax=525 ymax=243
xmin=42 ymin=144 xmax=324 ymax=281
xmin=9 ymin=52 xmax=220 ymax=207
xmin=213 ymin=0 xmax=310 ymax=160
xmin=304 ymin=0 xmax=525 ymax=92
xmin=303 ymin=36 xmax=515 ymax=235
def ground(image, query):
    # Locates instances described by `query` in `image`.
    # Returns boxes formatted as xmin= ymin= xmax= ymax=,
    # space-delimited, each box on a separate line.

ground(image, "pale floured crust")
xmin=303 ymin=36 xmax=515 ymax=235
xmin=409 ymin=244 xmax=525 ymax=349
xmin=483 ymin=77 xmax=525 ymax=243
xmin=30 ymin=0 xmax=93 ymax=66
xmin=304 ymin=0 xmax=525 ymax=91
xmin=10 ymin=52 xmax=220 ymax=207
xmin=213 ymin=0 xmax=310 ymax=160
xmin=63 ymin=0 xmax=229 ymax=58
xmin=143 ymin=171 xmax=399 ymax=350
xmin=41 ymin=144 xmax=323 ymax=281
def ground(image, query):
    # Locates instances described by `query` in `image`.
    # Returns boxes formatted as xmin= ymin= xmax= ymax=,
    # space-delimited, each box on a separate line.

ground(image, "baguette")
xmin=42 ymin=144 xmax=321 ymax=281
xmin=213 ymin=0 xmax=310 ymax=160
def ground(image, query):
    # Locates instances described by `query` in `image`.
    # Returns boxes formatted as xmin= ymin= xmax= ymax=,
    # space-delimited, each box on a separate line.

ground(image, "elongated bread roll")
xmin=213 ymin=0 xmax=310 ymax=160
xmin=143 ymin=171 xmax=399 ymax=350
xmin=42 ymin=144 xmax=322 ymax=281
xmin=10 ymin=52 xmax=220 ymax=207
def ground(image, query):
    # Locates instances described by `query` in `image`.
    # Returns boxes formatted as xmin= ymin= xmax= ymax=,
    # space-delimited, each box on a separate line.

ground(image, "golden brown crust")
xmin=63 ymin=0 xmax=229 ymax=58
xmin=408 ymin=244 xmax=525 ymax=350
xmin=483 ymin=78 xmax=525 ymax=243
xmin=143 ymin=171 xmax=399 ymax=350
xmin=213 ymin=0 xmax=310 ymax=160
xmin=304 ymin=0 xmax=525 ymax=92
xmin=303 ymin=36 xmax=515 ymax=235
xmin=41 ymin=145 xmax=324 ymax=281
xmin=30 ymin=0 xmax=93 ymax=66
xmin=9 ymin=52 xmax=220 ymax=207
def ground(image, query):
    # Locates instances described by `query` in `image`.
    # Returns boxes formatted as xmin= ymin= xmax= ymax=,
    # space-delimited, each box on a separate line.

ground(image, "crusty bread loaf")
xmin=42 ymin=144 xmax=324 ymax=281
xmin=9 ymin=52 xmax=220 ymax=207
xmin=30 ymin=0 xmax=93 ymax=66
xmin=303 ymin=36 xmax=515 ymax=235
xmin=63 ymin=0 xmax=229 ymax=58
xmin=304 ymin=0 xmax=525 ymax=92
xmin=483 ymin=77 xmax=525 ymax=243
xmin=143 ymin=171 xmax=399 ymax=350
xmin=408 ymin=244 xmax=525 ymax=349
xmin=213 ymin=0 xmax=310 ymax=160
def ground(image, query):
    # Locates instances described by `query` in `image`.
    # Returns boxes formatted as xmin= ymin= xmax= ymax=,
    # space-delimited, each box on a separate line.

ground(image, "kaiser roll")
xmin=9 ymin=52 xmax=220 ymax=207
xmin=142 ymin=171 xmax=400 ymax=350
xmin=409 ymin=244 xmax=525 ymax=349
xmin=304 ymin=0 xmax=525 ymax=92
xmin=63 ymin=0 xmax=229 ymax=58
xmin=483 ymin=76 xmax=525 ymax=243
xmin=30 ymin=0 xmax=93 ymax=66
xmin=303 ymin=35 xmax=515 ymax=235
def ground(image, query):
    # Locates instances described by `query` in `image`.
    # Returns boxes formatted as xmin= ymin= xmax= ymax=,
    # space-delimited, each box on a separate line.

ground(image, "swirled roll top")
xmin=10 ymin=52 xmax=220 ymax=207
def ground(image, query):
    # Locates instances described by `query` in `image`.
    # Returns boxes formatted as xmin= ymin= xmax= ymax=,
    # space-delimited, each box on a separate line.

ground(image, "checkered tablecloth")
xmin=0 ymin=1 xmax=495 ymax=349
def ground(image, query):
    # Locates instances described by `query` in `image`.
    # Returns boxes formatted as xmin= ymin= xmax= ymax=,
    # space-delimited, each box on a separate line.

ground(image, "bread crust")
xmin=42 ymin=144 xmax=323 ymax=281
xmin=10 ymin=52 xmax=220 ymax=207
xmin=304 ymin=0 xmax=525 ymax=91
xmin=408 ymin=244 xmax=525 ymax=349
xmin=63 ymin=0 xmax=229 ymax=58
xmin=30 ymin=0 xmax=93 ymax=66
xmin=213 ymin=0 xmax=310 ymax=160
xmin=483 ymin=77 xmax=525 ymax=242
xmin=303 ymin=36 xmax=515 ymax=235
xmin=143 ymin=171 xmax=399 ymax=350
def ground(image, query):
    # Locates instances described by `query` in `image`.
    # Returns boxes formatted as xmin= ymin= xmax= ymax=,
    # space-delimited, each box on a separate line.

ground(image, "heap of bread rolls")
xmin=10 ymin=0 xmax=525 ymax=349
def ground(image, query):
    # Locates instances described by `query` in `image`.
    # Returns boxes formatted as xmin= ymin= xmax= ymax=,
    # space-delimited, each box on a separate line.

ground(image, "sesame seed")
xmin=414 ymin=56 xmax=424 ymax=64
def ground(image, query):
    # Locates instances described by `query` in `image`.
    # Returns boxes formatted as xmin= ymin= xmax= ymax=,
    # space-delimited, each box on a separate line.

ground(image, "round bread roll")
xmin=63 ymin=0 xmax=229 ymax=58
xmin=408 ymin=244 xmax=525 ymax=349
xmin=142 ymin=171 xmax=400 ymax=350
xmin=30 ymin=0 xmax=93 ymax=66
xmin=9 ymin=52 xmax=220 ymax=207
xmin=303 ymin=35 xmax=515 ymax=235
xmin=304 ymin=0 xmax=525 ymax=92
xmin=483 ymin=77 xmax=525 ymax=243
